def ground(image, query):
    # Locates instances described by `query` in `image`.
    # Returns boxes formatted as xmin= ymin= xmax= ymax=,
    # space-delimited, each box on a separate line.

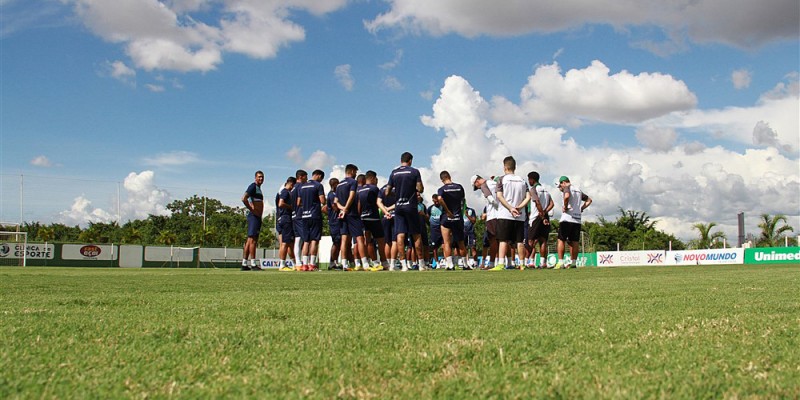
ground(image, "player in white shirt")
xmin=492 ymin=156 xmax=531 ymax=271
xmin=556 ymin=176 xmax=592 ymax=268
xmin=471 ymin=174 xmax=500 ymax=268
xmin=526 ymin=171 xmax=554 ymax=268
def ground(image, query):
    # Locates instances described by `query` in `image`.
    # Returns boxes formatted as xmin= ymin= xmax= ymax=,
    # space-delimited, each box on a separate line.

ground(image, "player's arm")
xmin=415 ymin=172 xmax=424 ymax=194
xmin=516 ymin=192 xmax=531 ymax=211
xmin=581 ymin=193 xmax=592 ymax=211
xmin=377 ymin=197 xmax=391 ymax=217
xmin=439 ymin=200 xmax=454 ymax=219
xmin=278 ymin=194 xmax=291 ymax=210
xmin=479 ymin=183 xmax=496 ymax=205
xmin=340 ymin=191 xmax=356 ymax=218
xmin=496 ymin=186 xmax=519 ymax=217
xmin=241 ymin=188 xmax=254 ymax=213
xmin=319 ymin=194 xmax=327 ymax=214
xmin=467 ymin=209 xmax=477 ymax=224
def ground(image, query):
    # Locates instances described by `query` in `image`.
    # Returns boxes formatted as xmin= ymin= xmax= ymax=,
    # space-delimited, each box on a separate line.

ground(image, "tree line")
xmin=5 ymin=196 xmax=795 ymax=250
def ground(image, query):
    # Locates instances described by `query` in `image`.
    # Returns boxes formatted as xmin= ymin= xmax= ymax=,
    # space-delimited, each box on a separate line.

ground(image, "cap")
xmin=470 ymin=175 xmax=481 ymax=190
xmin=559 ymin=176 xmax=570 ymax=183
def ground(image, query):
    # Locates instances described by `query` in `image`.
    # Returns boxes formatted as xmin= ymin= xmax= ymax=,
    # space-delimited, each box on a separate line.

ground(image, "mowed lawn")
xmin=1 ymin=265 xmax=798 ymax=399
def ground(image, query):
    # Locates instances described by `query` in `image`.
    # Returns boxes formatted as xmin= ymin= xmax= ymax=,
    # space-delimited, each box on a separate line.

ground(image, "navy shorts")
xmin=328 ymin=218 xmax=341 ymax=246
xmin=465 ymin=232 xmax=476 ymax=248
xmin=382 ymin=218 xmax=395 ymax=242
xmin=362 ymin=219 xmax=384 ymax=239
xmin=277 ymin=218 xmax=294 ymax=244
xmin=441 ymin=216 xmax=465 ymax=243
xmin=293 ymin=217 xmax=304 ymax=240
xmin=301 ymin=218 xmax=322 ymax=242
xmin=247 ymin=212 xmax=262 ymax=238
xmin=394 ymin=207 xmax=420 ymax=236
xmin=339 ymin=214 xmax=364 ymax=237
xmin=429 ymin=225 xmax=443 ymax=247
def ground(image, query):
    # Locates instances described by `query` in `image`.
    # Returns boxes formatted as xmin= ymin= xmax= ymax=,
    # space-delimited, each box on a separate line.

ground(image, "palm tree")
xmin=37 ymin=226 xmax=55 ymax=243
xmin=157 ymin=230 xmax=178 ymax=246
xmin=122 ymin=227 xmax=143 ymax=244
xmin=757 ymin=214 xmax=794 ymax=247
xmin=690 ymin=222 xmax=726 ymax=249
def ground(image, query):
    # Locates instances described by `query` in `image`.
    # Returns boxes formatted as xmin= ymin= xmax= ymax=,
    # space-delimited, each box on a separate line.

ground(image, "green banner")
xmin=744 ymin=247 xmax=800 ymax=264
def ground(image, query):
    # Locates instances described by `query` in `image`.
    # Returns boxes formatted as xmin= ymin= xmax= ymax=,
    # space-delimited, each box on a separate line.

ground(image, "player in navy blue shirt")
xmin=385 ymin=152 xmax=427 ymax=271
xmin=241 ymin=170 xmax=264 ymax=270
xmin=378 ymin=182 xmax=397 ymax=270
xmin=437 ymin=170 xmax=468 ymax=270
xmin=326 ymin=178 xmax=341 ymax=270
xmin=275 ymin=176 xmax=297 ymax=270
xmin=297 ymin=169 xmax=327 ymax=271
xmin=335 ymin=164 xmax=364 ymax=270
xmin=358 ymin=170 xmax=386 ymax=270
xmin=290 ymin=170 xmax=306 ymax=269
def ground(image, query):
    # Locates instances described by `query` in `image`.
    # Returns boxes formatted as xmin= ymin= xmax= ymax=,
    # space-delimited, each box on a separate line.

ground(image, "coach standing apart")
xmin=556 ymin=176 xmax=592 ymax=268
xmin=242 ymin=170 xmax=265 ymax=271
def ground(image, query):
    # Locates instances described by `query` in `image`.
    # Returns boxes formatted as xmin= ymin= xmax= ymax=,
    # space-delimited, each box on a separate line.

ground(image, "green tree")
xmin=757 ymin=213 xmax=794 ymax=247
xmin=37 ymin=226 xmax=55 ymax=242
xmin=157 ymin=230 xmax=178 ymax=246
xmin=689 ymin=222 xmax=726 ymax=249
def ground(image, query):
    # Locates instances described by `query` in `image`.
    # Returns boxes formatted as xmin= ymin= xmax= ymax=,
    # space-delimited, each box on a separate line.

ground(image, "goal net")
xmin=0 ymin=229 xmax=27 ymax=267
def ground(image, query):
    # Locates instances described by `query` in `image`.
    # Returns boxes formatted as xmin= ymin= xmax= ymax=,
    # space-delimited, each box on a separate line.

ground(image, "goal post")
xmin=0 ymin=230 xmax=28 ymax=267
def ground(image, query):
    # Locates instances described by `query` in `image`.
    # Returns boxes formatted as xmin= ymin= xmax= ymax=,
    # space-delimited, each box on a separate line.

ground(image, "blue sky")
xmin=1 ymin=0 xmax=798 ymax=241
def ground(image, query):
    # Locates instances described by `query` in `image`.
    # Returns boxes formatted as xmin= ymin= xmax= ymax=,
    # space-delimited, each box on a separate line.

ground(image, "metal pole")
xmin=20 ymin=174 xmax=24 ymax=225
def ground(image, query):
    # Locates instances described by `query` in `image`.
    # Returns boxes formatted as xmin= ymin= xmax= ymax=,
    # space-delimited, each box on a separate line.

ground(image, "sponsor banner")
xmin=667 ymin=248 xmax=743 ymax=266
xmin=259 ymin=259 xmax=295 ymax=269
xmin=62 ymin=244 xmax=118 ymax=261
xmin=544 ymin=252 xmax=596 ymax=267
xmin=744 ymin=247 xmax=800 ymax=264
xmin=597 ymin=251 xmax=667 ymax=267
xmin=0 ymin=243 xmax=55 ymax=259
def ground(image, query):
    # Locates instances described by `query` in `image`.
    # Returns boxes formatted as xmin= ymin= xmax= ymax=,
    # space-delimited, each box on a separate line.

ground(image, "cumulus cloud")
xmin=67 ymin=0 xmax=348 ymax=72
xmin=58 ymin=195 xmax=117 ymax=226
xmin=143 ymin=150 xmax=201 ymax=167
xmin=635 ymin=126 xmax=678 ymax=152
xmin=416 ymin=74 xmax=799 ymax=241
xmin=57 ymin=170 xmax=172 ymax=226
xmin=732 ymin=69 xmax=752 ymax=89
xmin=30 ymin=155 xmax=53 ymax=167
xmin=365 ymin=0 xmax=799 ymax=50
xmin=286 ymin=147 xmax=336 ymax=171
xmin=334 ymin=64 xmax=354 ymax=91
xmin=120 ymin=171 xmax=171 ymax=220
xmin=652 ymin=74 xmax=799 ymax=155
xmin=490 ymin=61 xmax=697 ymax=125
xmin=106 ymin=60 xmax=136 ymax=86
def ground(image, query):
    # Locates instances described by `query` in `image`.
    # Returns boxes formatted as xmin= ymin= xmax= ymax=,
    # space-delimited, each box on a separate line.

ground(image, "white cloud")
xmin=145 ymin=83 xmax=165 ymax=92
xmin=58 ymin=195 xmax=116 ymax=226
xmin=305 ymin=150 xmax=336 ymax=171
xmin=383 ymin=75 xmax=404 ymax=91
xmin=142 ymin=150 xmax=201 ymax=167
xmin=67 ymin=0 xmax=348 ymax=72
xmin=635 ymin=126 xmax=678 ymax=152
xmin=416 ymin=74 xmax=799 ymax=241
xmin=380 ymin=49 xmax=403 ymax=70
xmin=653 ymin=74 xmax=799 ymax=155
xmin=365 ymin=0 xmax=798 ymax=50
xmin=120 ymin=171 xmax=171 ymax=220
xmin=57 ymin=170 xmax=172 ymax=226
xmin=334 ymin=64 xmax=354 ymax=91
xmin=419 ymin=90 xmax=434 ymax=101
xmin=732 ymin=69 xmax=752 ymax=89
xmin=490 ymin=61 xmax=697 ymax=125
xmin=30 ymin=155 xmax=53 ymax=167
xmin=107 ymin=60 xmax=136 ymax=86
xmin=286 ymin=146 xmax=303 ymax=164
xmin=286 ymin=147 xmax=336 ymax=171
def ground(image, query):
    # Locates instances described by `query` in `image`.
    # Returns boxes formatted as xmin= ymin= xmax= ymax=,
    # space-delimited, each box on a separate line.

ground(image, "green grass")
xmin=1 ymin=265 xmax=798 ymax=399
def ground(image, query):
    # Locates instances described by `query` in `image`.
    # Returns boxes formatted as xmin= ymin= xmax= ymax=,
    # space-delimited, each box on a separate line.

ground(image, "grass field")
xmin=1 ymin=265 xmax=798 ymax=399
